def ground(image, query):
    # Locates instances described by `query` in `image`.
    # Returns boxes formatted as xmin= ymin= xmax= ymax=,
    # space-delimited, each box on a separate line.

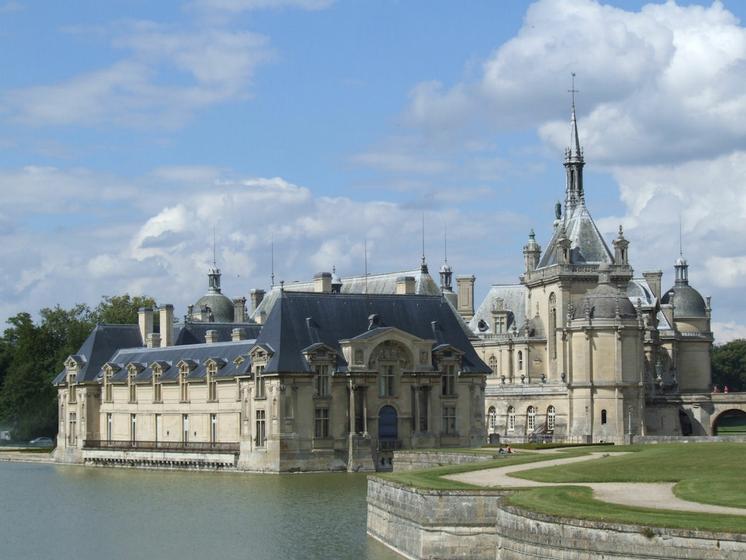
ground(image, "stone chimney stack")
xmin=205 ymin=329 xmax=218 ymax=344
xmin=250 ymin=289 xmax=265 ymax=313
xmin=232 ymin=327 xmax=247 ymax=342
xmin=314 ymin=272 xmax=332 ymax=293
xmin=396 ymin=276 xmax=416 ymax=295
xmin=456 ymin=275 xmax=476 ymax=321
xmin=233 ymin=297 xmax=247 ymax=323
xmin=138 ymin=307 xmax=153 ymax=346
xmin=146 ymin=332 xmax=161 ymax=349
xmin=159 ymin=304 xmax=174 ymax=347
xmin=642 ymin=271 xmax=663 ymax=302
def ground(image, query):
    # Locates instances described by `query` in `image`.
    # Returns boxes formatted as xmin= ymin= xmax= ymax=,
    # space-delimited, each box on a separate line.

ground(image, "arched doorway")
xmin=378 ymin=405 xmax=398 ymax=441
xmin=713 ymin=409 xmax=746 ymax=435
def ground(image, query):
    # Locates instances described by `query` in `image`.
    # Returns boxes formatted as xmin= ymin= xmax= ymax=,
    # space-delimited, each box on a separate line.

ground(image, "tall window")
xmin=68 ymin=373 xmax=77 ymax=403
xmin=68 ymin=412 xmax=77 ymax=445
xmin=315 ymin=364 xmax=330 ymax=397
xmin=379 ymin=365 xmax=395 ymax=398
xmin=182 ymin=414 xmax=189 ymax=443
xmin=130 ymin=414 xmax=137 ymax=443
xmin=488 ymin=355 xmax=498 ymax=374
xmin=517 ymin=351 xmax=523 ymax=371
xmin=155 ymin=414 xmax=161 ymax=445
xmin=549 ymin=293 xmax=558 ymax=360
xmin=255 ymin=410 xmax=266 ymax=447
xmin=210 ymin=413 xmax=217 ymax=444
xmin=179 ymin=366 xmax=189 ymax=402
xmin=547 ymin=406 xmax=556 ymax=431
xmin=207 ymin=363 xmax=218 ymax=402
xmin=527 ymin=406 xmax=536 ymax=432
xmin=255 ymin=366 xmax=266 ymax=399
xmin=104 ymin=370 xmax=113 ymax=402
xmin=441 ymin=364 xmax=456 ymax=397
xmin=507 ymin=406 xmax=515 ymax=432
xmin=153 ymin=371 xmax=162 ymax=403
xmin=418 ymin=388 xmax=429 ymax=432
xmin=106 ymin=413 xmax=112 ymax=442
xmin=601 ymin=409 xmax=608 ymax=425
xmin=128 ymin=371 xmax=137 ymax=403
xmin=442 ymin=406 xmax=456 ymax=435
xmin=314 ymin=407 xmax=330 ymax=438
xmin=488 ymin=406 xmax=497 ymax=432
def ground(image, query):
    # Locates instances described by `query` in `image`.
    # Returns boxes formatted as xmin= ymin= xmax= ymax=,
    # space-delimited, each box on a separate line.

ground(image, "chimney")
xmin=159 ymin=304 xmax=174 ymax=347
xmin=395 ymin=276 xmax=416 ymax=295
xmin=233 ymin=297 xmax=247 ymax=323
xmin=314 ymin=272 xmax=332 ymax=293
xmin=205 ymin=329 xmax=218 ymax=344
xmin=642 ymin=271 xmax=663 ymax=302
xmin=232 ymin=327 xmax=247 ymax=342
xmin=250 ymin=289 xmax=265 ymax=313
xmin=146 ymin=332 xmax=161 ymax=349
xmin=138 ymin=307 xmax=153 ymax=346
xmin=456 ymin=275 xmax=476 ymax=321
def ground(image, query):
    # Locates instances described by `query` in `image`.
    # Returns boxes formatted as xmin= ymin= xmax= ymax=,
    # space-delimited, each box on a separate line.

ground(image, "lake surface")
xmin=0 ymin=462 xmax=399 ymax=560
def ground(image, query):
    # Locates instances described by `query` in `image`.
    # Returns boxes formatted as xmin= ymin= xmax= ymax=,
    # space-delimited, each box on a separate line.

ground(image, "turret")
xmin=564 ymin=76 xmax=585 ymax=213
xmin=523 ymin=229 xmax=541 ymax=273
xmin=613 ymin=225 xmax=629 ymax=266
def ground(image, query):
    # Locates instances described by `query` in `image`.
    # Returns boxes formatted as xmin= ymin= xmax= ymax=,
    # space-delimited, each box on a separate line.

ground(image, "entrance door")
xmin=378 ymin=405 xmax=398 ymax=441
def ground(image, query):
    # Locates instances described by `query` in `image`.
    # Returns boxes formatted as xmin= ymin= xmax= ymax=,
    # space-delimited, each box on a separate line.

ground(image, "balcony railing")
xmin=84 ymin=440 xmax=240 ymax=453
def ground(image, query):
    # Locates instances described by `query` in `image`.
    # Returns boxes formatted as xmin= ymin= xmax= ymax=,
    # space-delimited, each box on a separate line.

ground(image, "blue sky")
xmin=1 ymin=0 xmax=746 ymax=342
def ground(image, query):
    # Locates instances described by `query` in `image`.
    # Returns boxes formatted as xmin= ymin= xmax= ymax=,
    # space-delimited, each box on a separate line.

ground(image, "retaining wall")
xmin=366 ymin=477 xmax=503 ymax=560
xmin=496 ymin=504 xmax=746 ymax=559
xmin=393 ymin=450 xmax=496 ymax=472
xmin=635 ymin=435 xmax=746 ymax=444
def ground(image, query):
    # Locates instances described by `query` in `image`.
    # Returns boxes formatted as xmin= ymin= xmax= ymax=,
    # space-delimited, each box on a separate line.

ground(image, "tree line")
xmin=0 ymin=295 xmax=154 ymax=441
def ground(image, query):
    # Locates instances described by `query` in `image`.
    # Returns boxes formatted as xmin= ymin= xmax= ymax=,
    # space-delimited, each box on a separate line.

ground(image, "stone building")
xmin=467 ymin=100 xmax=714 ymax=444
xmin=54 ymin=268 xmax=489 ymax=472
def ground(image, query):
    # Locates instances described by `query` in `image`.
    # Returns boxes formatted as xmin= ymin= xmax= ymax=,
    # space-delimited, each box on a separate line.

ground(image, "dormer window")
xmin=153 ymin=369 xmax=162 ymax=403
xmin=104 ymin=369 xmax=113 ymax=403
xmin=128 ymin=368 xmax=137 ymax=403
xmin=68 ymin=372 xmax=77 ymax=404
xmin=255 ymin=365 xmax=266 ymax=399
xmin=179 ymin=365 xmax=189 ymax=402
xmin=207 ymin=362 xmax=218 ymax=402
xmin=354 ymin=349 xmax=364 ymax=366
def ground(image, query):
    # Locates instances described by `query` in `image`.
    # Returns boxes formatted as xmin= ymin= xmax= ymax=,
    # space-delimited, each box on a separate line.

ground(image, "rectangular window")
xmin=255 ymin=410 xmax=266 ymax=447
xmin=182 ymin=414 xmax=189 ymax=444
xmin=180 ymin=369 xmax=189 ymax=402
xmin=208 ymin=367 xmax=217 ymax=402
xmin=314 ymin=407 xmax=329 ymax=438
xmin=153 ymin=374 xmax=162 ymax=403
xmin=315 ymin=364 xmax=330 ymax=397
xmin=155 ymin=414 xmax=161 ymax=445
xmin=105 ymin=373 xmax=112 ymax=402
xmin=68 ymin=412 xmax=77 ymax=445
xmin=106 ymin=413 xmax=112 ymax=442
xmin=255 ymin=366 xmax=266 ymax=399
xmin=130 ymin=414 xmax=136 ymax=443
xmin=441 ymin=364 xmax=456 ymax=397
xmin=379 ymin=365 xmax=395 ymax=397
xmin=419 ymin=388 xmax=429 ymax=432
xmin=442 ymin=406 xmax=456 ymax=435
xmin=354 ymin=389 xmax=365 ymax=434
xmin=68 ymin=374 xmax=77 ymax=404
xmin=210 ymin=413 xmax=217 ymax=444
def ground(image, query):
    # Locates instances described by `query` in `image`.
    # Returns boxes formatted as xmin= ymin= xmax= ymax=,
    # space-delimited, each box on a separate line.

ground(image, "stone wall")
xmin=635 ymin=435 xmax=746 ymax=444
xmin=496 ymin=504 xmax=746 ymax=559
xmin=366 ymin=477 xmax=503 ymax=560
xmin=393 ymin=450 xmax=496 ymax=472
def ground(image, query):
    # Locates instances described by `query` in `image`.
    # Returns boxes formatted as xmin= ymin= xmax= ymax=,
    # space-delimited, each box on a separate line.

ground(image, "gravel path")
xmin=445 ymin=452 xmax=746 ymax=516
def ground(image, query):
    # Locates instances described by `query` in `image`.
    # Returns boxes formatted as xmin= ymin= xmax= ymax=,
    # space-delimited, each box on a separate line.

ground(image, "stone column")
xmin=362 ymin=387 xmax=368 ymax=435
xmin=348 ymin=380 xmax=356 ymax=435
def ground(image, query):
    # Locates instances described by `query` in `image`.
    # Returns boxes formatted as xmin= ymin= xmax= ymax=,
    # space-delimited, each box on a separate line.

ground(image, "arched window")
xmin=507 ymin=406 xmax=515 ymax=432
xmin=517 ymin=351 xmax=523 ymax=371
xmin=527 ymin=406 xmax=536 ymax=432
xmin=547 ymin=406 xmax=556 ymax=431
xmin=601 ymin=409 xmax=608 ymax=425
xmin=488 ymin=355 xmax=498 ymax=373
xmin=487 ymin=406 xmax=497 ymax=432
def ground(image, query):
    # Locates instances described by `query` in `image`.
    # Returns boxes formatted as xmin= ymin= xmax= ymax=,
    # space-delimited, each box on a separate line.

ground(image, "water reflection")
xmin=0 ymin=463 xmax=398 ymax=560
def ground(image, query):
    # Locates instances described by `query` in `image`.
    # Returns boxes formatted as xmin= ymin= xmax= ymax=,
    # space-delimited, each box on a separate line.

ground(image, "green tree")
xmin=712 ymin=339 xmax=746 ymax=392
xmin=94 ymin=294 xmax=156 ymax=325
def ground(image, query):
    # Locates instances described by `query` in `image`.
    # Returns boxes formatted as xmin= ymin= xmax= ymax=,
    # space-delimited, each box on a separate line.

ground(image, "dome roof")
xmin=578 ymin=264 xmax=636 ymax=320
xmin=440 ymin=263 xmax=452 ymax=273
xmin=661 ymin=284 xmax=707 ymax=318
xmin=194 ymin=293 xmax=234 ymax=323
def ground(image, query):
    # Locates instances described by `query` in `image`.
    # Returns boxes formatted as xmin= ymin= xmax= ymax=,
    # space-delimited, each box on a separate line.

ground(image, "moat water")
xmin=0 ymin=462 xmax=398 ymax=560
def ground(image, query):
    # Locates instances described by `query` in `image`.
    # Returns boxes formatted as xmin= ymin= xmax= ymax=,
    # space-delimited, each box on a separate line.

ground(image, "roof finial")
xmin=420 ymin=212 xmax=428 ymax=273
xmin=568 ymin=72 xmax=581 ymax=159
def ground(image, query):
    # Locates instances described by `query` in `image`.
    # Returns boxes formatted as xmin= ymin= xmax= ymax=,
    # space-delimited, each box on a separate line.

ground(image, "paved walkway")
xmin=445 ymin=452 xmax=746 ymax=516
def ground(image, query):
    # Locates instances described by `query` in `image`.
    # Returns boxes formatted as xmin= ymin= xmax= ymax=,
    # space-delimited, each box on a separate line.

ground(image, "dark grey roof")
xmin=194 ymin=292 xmax=235 ymax=323
xmin=538 ymin=204 xmax=613 ymax=268
xmin=255 ymin=292 xmax=489 ymax=375
xmin=662 ymin=284 xmax=707 ymax=318
xmin=53 ymin=324 xmax=142 ymax=385
xmin=106 ymin=341 xmax=254 ymax=383
xmin=577 ymin=281 xmax=636 ymax=320
xmin=174 ymin=322 xmax=261 ymax=345
xmin=469 ymin=284 xmax=527 ymax=335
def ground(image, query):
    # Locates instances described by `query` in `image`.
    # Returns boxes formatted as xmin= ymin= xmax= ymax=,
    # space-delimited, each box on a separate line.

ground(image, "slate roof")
xmin=53 ymin=324 xmax=142 ymax=385
xmin=250 ymin=268 xmax=441 ymax=322
xmin=469 ymin=284 xmax=527 ymax=335
xmin=174 ymin=322 xmax=261 ymax=345
xmin=538 ymin=204 xmax=613 ymax=268
xmin=255 ymin=291 xmax=489 ymax=375
xmin=105 ymin=341 xmax=255 ymax=383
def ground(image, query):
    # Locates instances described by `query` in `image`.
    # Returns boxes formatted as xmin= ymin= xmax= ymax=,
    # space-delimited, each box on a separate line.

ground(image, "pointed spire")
xmin=208 ymin=227 xmax=221 ymax=293
xmin=420 ymin=212 xmax=428 ymax=273
xmin=569 ymin=73 xmax=582 ymax=160
xmin=564 ymin=72 xmax=585 ymax=213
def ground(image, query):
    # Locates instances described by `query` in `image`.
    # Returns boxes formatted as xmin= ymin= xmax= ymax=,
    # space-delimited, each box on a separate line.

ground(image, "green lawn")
xmin=509 ymin=486 xmax=746 ymax=534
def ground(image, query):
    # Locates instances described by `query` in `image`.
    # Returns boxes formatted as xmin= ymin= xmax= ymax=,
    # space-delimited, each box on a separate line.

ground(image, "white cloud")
xmin=5 ymin=23 xmax=272 ymax=128
xmin=713 ymin=321 xmax=746 ymax=345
